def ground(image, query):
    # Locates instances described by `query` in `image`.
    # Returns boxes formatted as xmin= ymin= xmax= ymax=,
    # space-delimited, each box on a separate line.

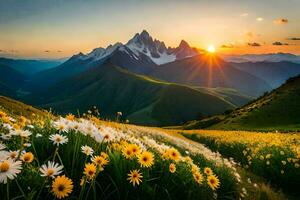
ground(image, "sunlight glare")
xmin=207 ymin=45 xmax=216 ymax=53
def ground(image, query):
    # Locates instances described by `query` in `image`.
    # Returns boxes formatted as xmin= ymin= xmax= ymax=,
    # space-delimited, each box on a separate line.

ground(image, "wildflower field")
xmin=0 ymin=108 xmax=291 ymax=200
xmin=0 ymin=109 xmax=245 ymax=200
xmin=181 ymin=130 xmax=300 ymax=197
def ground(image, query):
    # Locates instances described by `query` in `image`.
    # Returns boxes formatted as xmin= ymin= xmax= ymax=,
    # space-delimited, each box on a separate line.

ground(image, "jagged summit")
xmin=70 ymin=30 xmax=199 ymax=65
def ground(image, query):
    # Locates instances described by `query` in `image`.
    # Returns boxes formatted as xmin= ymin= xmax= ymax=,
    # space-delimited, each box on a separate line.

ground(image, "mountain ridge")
xmin=25 ymin=62 xmax=240 ymax=126
xmin=183 ymin=74 xmax=300 ymax=131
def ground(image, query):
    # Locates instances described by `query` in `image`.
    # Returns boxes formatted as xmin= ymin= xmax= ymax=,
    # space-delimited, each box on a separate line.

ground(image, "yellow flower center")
xmin=10 ymin=152 xmax=17 ymax=159
xmin=0 ymin=161 xmax=10 ymax=172
xmin=56 ymin=138 xmax=62 ymax=142
xmin=88 ymin=170 xmax=94 ymax=176
xmin=58 ymin=184 xmax=65 ymax=192
xmin=47 ymin=169 xmax=54 ymax=176
xmin=24 ymin=155 xmax=30 ymax=162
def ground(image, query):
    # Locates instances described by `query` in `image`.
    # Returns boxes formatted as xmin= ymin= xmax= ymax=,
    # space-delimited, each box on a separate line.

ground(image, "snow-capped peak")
xmin=86 ymin=42 xmax=123 ymax=60
xmin=125 ymin=30 xmax=198 ymax=65
xmin=71 ymin=30 xmax=199 ymax=65
xmin=170 ymin=40 xmax=198 ymax=60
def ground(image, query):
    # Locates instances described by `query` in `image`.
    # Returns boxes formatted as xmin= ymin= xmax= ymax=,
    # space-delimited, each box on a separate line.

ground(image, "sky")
xmin=0 ymin=0 xmax=299 ymax=59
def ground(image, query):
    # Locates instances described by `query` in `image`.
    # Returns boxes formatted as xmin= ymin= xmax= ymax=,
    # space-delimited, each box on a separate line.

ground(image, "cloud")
xmin=245 ymin=32 xmax=261 ymax=39
xmin=57 ymin=50 xmax=62 ymax=53
xmin=220 ymin=44 xmax=234 ymax=48
xmin=246 ymin=32 xmax=254 ymax=38
xmin=247 ymin=42 xmax=261 ymax=47
xmin=287 ymin=37 xmax=300 ymax=40
xmin=240 ymin=13 xmax=248 ymax=17
xmin=44 ymin=50 xmax=50 ymax=53
xmin=273 ymin=18 xmax=288 ymax=25
xmin=0 ymin=49 xmax=2 ymax=52
xmin=256 ymin=17 xmax=264 ymax=21
xmin=272 ymin=41 xmax=289 ymax=46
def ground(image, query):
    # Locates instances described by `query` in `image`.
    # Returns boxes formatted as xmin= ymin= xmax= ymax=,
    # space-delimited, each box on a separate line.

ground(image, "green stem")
xmin=31 ymin=138 xmax=40 ymax=166
xmin=79 ymin=179 xmax=87 ymax=200
xmin=52 ymin=147 xmax=58 ymax=162
xmin=6 ymin=180 xmax=9 ymax=200
xmin=85 ymin=183 xmax=93 ymax=200
xmin=71 ymin=134 xmax=79 ymax=177
xmin=36 ymin=178 xmax=47 ymax=199
xmin=15 ymin=179 xmax=26 ymax=198
xmin=56 ymin=152 xmax=68 ymax=176
xmin=92 ymin=182 xmax=97 ymax=200
xmin=16 ymin=138 xmax=24 ymax=160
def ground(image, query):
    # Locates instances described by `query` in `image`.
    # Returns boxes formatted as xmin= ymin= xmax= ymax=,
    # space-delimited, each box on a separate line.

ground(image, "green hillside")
xmin=26 ymin=63 xmax=238 ymax=126
xmin=184 ymin=75 xmax=300 ymax=131
xmin=0 ymin=64 xmax=25 ymax=97
xmin=0 ymin=95 xmax=48 ymax=119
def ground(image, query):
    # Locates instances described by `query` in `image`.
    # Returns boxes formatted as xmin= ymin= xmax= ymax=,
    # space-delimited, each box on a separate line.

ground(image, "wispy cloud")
xmin=287 ymin=37 xmax=300 ymax=40
xmin=247 ymin=42 xmax=261 ymax=47
xmin=44 ymin=50 xmax=50 ymax=53
xmin=245 ymin=32 xmax=261 ymax=39
xmin=220 ymin=44 xmax=234 ymax=48
xmin=246 ymin=32 xmax=254 ymax=38
xmin=273 ymin=18 xmax=288 ymax=25
xmin=272 ymin=41 xmax=288 ymax=46
xmin=240 ymin=13 xmax=248 ymax=17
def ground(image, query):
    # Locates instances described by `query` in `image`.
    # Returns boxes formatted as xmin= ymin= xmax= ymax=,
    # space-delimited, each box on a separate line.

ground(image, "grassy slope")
xmin=149 ymin=55 xmax=272 ymax=97
xmin=0 ymin=95 xmax=48 ymax=119
xmin=26 ymin=63 xmax=236 ymax=126
xmin=184 ymin=75 xmax=300 ymax=131
xmin=194 ymin=87 xmax=253 ymax=107
xmin=0 ymin=95 xmax=289 ymax=199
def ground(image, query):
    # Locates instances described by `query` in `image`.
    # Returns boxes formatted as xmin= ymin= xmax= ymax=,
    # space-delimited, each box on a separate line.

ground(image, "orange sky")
xmin=0 ymin=0 xmax=299 ymax=58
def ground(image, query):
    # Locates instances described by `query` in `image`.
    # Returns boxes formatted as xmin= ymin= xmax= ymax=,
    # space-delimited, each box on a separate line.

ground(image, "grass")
xmin=182 ymin=75 xmax=300 ymax=132
xmin=25 ymin=64 xmax=236 ymax=126
xmin=180 ymin=130 xmax=300 ymax=198
xmin=0 ymin=95 xmax=50 ymax=120
xmin=0 ymin=110 xmax=244 ymax=200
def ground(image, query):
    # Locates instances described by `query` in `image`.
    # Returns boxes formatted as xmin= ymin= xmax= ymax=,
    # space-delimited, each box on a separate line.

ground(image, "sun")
xmin=207 ymin=45 xmax=216 ymax=53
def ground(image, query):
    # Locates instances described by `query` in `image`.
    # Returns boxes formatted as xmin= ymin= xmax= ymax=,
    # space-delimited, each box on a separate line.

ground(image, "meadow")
xmin=181 ymin=130 xmax=300 ymax=197
xmin=0 ymin=106 xmax=293 ymax=200
xmin=0 ymin=109 xmax=245 ymax=200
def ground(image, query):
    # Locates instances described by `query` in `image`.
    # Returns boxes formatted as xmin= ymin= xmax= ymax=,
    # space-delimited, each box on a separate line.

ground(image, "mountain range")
xmin=1 ymin=30 xmax=300 ymax=125
xmin=223 ymin=53 xmax=300 ymax=64
xmin=0 ymin=57 xmax=63 ymax=75
xmin=26 ymin=62 xmax=242 ymax=126
xmin=184 ymin=74 xmax=300 ymax=131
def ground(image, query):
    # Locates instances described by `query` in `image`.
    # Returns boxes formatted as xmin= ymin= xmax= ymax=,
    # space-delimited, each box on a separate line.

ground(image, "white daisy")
xmin=23 ymin=143 xmax=31 ymax=147
xmin=0 ymin=143 xmax=6 ymax=150
xmin=52 ymin=118 xmax=69 ymax=132
xmin=1 ymin=134 xmax=12 ymax=140
xmin=8 ymin=150 xmax=19 ymax=160
xmin=36 ymin=133 xmax=42 ymax=138
xmin=11 ymin=129 xmax=32 ymax=138
xmin=0 ymin=159 xmax=22 ymax=184
xmin=27 ymin=125 xmax=34 ymax=129
xmin=49 ymin=134 xmax=68 ymax=146
xmin=0 ymin=151 xmax=10 ymax=161
xmin=81 ymin=145 xmax=94 ymax=156
xmin=39 ymin=161 xmax=63 ymax=179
